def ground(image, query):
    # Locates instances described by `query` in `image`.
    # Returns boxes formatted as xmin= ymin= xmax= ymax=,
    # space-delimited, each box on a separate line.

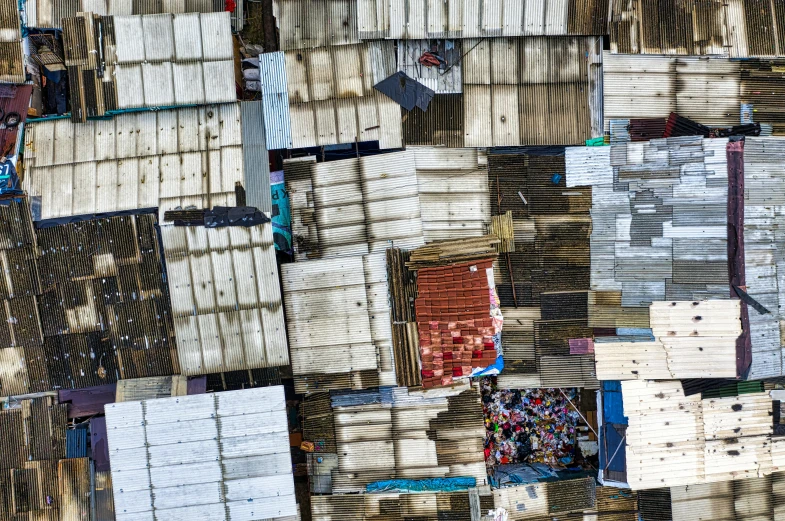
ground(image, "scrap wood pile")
xmin=406 ymin=235 xmax=500 ymax=270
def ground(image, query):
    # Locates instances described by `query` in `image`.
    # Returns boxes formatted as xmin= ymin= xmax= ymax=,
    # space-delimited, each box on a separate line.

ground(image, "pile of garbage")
xmin=480 ymin=379 xmax=580 ymax=469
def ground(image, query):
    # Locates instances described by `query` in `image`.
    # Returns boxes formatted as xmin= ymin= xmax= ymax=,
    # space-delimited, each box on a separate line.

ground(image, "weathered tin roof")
xmin=23 ymin=102 xmax=270 ymax=221
xmin=609 ymin=0 xmax=785 ymax=58
xmin=160 ymin=222 xmax=288 ymax=376
xmin=62 ymin=11 xmax=236 ymax=122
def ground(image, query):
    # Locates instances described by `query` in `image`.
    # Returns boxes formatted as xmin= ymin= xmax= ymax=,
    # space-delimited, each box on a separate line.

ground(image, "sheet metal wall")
xmin=463 ymin=37 xmax=603 ymax=146
xmin=160 ymin=222 xmax=288 ymax=376
xmin=357 ymin=0 xmax=609 ymax=39
xmin=565 ymin=138 xmax=731 ymax=332
xmin=609 ymin=0 xmax=785 ymax=58
xmin=104 ymin=386 xmax=297 ymax=521
xmin=743 ymin=137 xmax=785 ymax=379
xmin=23 ymin=104 xmax=249 ymax=221
xmin=493 ymin=477 xmax=596 ymax=520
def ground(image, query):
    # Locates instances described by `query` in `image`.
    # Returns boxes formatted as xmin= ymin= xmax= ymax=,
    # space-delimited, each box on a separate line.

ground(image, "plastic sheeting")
xmin=366 ymin=477 xmax=476 ymax=493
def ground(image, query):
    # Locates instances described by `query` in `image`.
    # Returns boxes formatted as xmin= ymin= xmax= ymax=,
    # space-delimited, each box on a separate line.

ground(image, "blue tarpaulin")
xmin=366 ymin=477 xmax=476 ymax=494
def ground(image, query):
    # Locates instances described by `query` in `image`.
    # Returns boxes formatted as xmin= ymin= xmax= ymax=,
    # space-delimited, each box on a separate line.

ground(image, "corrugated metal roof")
xmin=62 ymin=11 xmax=235 ymax=122
xmin=0 ymin=397 xmax=67 ymax=468
xmin=0 ymin=0 xmax=25 ymax=84
xmin=115 ymin=375 xmax=189 ymax=402
xmin=329 ymin=385 xmax=487 ymax=493
xmin=413 ymin=147 xmax=490 ymax=242
xmin=24 ymin=0 xmax=235 ymax=29
xmin=274 ymin=0 xmax=359 ymax=50
xmin=609 ymin=0 xmax=785 ymax=58
xmin=742 ymin=137 xmax=785 ymax=379
xmin=493 ymin=477 xmax=596 ymax=519
xmin=22 ymin=103 xmax=269 ymax=221
xmin=281 ymin=253 xmax=395 ymax=394
xmin=269 ymin=42 xmax=402 ymax=149
xmin=160 ymin=222 xmax=288 ymax=376
xmin=0 ymin=212 xmax=180 ymax=393
xmin=669 ymin=471 xmax=785 ymax=521
xmin=463 ymin=37 xmax=603 ymax=146
xmin=312 ymin=489 xmax=494 ymax=520
xmin=622 ymin=381 xmax=777 ymax=490
xmin=104 ymin=386 xmax=297 ymax=521
xmin=594 ymin=300 xmax=740 ymax=380
xmin=603 ymin=53 xmax=741 ymax=132
xmin=565 ymin=138 xmax=731 ymax=331
xmin=286 ymin=150 xmax=425 ymax=259
xmin=258 ymin=51 xmax=293 ymax=150
xmin=357 ymin=0 xmax=609 ymax=39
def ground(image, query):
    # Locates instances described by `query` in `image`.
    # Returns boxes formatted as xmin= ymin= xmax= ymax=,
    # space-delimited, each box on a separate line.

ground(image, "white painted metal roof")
xmin=104 ymin=386 xmax=297 ymax=521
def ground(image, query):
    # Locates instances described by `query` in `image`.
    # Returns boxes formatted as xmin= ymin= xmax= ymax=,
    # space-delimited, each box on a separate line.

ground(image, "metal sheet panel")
xmin=104 ymin=386 xmax=297 ymax=520
xmin=240 ymin=100 xmax=272 ymax=213
xmin=258 ymin=51 xmax=293 ymax=150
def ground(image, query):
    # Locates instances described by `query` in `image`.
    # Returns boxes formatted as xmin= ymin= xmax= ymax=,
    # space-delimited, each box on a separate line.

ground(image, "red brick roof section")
xmin=415 ymin=259 xmax=497 ymax=388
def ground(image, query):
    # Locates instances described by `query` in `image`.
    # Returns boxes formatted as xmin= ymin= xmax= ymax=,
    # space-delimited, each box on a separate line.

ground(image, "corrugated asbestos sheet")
xmin=329 ymin=385 xmax=488 ymax=493
xmin=0 ymin=457 xmax=91 ymax=521
xmin=23 ymin=102 xmax=271 ymax=221
xmin=463 ymin=37 xmax=603 ymax=146
xmin=594 ymin=300 xmax=740 ymax=380
xmin=0 ymin=397 xmax=66 ymax=468
xmin=603 ymin=53 xmax=741 ymax=131
xmin=275 ymin=42 xmax=402 ymax=149
xmin=493 ymin=477 xmax=596 ymax=520
xmin=565 ymin=138 xmax=731 ymax=331
xmin=357 ymin=0 xmax=609 ymax=39
xmin=280 ymin=253 xmax=396 ymax=394
xmin=311 ymin=489 xmax=494 ymax=520
xmin=258 ymin=52 xmax=293 ymax=150
xmin=609 ymin=0 xmax=785 ymax=58
xmin=0 ymin=0 xmax=25 ymax=84
xmin=670 ymin=471 xmax=785 ymax=521
xmin=286 ymin=150 xmax=425 ymax=260
xmin=160 ymin=222 xmax=288 ymax=376
xmin=622 ymin=381 xmax=779 ymax=490
xmin=24 ymin=0 xmax=226 ymax=28
xmin=0 ymin=211 xmax=179 ymax=393
xmin=273 ymin=0 xmax=359 ymax=50
xmin=743 ymin=137 xmax=785 ymax=379
xmin=487 ymin=151 xmax=598 ymax=389
xmin=413 ymin=147 xmax=491 ymax=242
xmin=104 ymin=386 xmax=297 ymax=521
xmin=62 ymin=11 xmax=236 ymax=122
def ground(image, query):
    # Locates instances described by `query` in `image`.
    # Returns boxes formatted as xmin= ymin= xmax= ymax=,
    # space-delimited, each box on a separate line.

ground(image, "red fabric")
xmin=225 ymin=0 xmax=236 ymax=11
